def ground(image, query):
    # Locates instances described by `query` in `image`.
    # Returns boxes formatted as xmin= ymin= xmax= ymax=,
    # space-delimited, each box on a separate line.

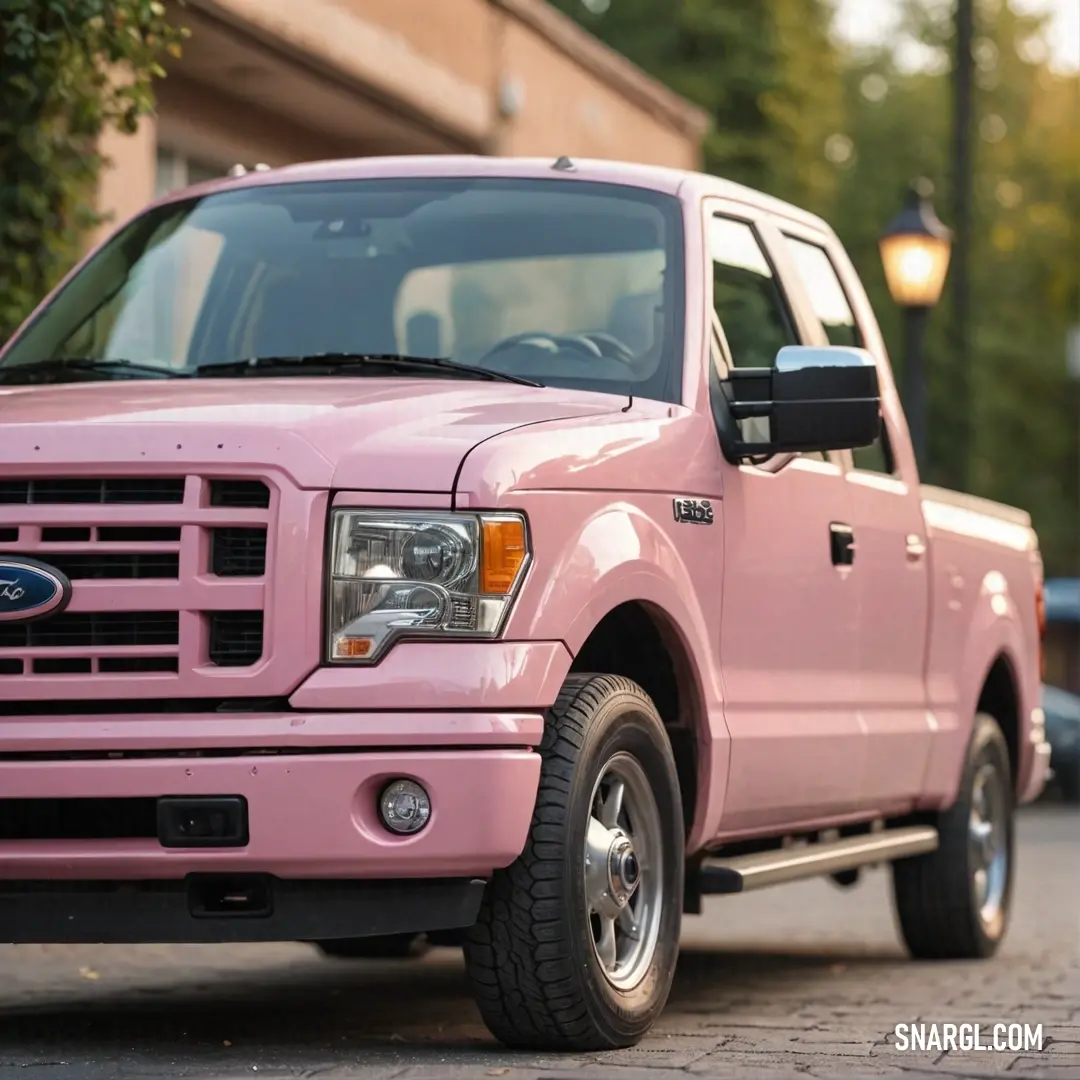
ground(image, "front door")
xmin=707 ymin=209 xmax=866 ymax=833
xmin=775 ymin=228 xmax=933 ymax=809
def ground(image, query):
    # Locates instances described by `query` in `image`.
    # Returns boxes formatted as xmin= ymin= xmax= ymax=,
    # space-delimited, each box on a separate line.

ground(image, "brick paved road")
xmin=1 ymin=804 xmax=1076 ymax=1080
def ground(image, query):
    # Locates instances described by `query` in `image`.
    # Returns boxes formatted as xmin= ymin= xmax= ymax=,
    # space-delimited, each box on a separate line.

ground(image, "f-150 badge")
xmin=673 ymin=498 xmax=714 ymax=525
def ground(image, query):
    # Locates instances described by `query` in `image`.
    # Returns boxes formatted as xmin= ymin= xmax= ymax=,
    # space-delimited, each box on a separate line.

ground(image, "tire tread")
xmin=464 ymin=673 xmax=670 ymax=1050
xmin=892 ymin=713 xmax=1014 ymax=960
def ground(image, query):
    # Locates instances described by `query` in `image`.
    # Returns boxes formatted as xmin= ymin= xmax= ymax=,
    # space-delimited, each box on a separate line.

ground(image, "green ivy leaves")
xmin=0 ymin=0 xmax=187 ymax=343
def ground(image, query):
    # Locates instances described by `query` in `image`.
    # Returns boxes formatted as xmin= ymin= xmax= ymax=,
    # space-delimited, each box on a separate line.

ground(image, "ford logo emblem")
xmin=0 ymin=558 xmax=72 ymax=623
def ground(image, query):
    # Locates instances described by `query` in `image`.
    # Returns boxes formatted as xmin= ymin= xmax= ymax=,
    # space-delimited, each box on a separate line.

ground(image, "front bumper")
xmin=0 ymin=876 xmax=487 ymax=944
xmin=0 ymin=743 xmax=540 ymax=881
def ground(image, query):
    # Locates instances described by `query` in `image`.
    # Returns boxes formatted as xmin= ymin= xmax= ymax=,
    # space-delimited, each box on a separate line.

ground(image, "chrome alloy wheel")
xmin=969 ymin=760 xmax=1008 ymax=927
xmin=584 ymin=751 xmax=665 ymax=991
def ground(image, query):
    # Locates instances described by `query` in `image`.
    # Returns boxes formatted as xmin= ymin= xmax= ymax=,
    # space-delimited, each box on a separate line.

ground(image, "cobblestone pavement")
xmin=0 ymin=804 xmax=1076 ymax=1080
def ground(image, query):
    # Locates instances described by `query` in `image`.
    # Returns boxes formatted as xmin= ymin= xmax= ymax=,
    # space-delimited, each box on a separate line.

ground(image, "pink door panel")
xmin=847 ymin=468 xmax=933 ymax=805
xmin=719 ymin=456 xmax=866 ymax=830
xmin=771 ymin=226 xmax=933 ymax=811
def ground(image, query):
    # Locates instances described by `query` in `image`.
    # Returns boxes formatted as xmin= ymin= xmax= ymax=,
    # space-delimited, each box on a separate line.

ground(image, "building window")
xmin=155 ymin=146 xmax=225 ymax=198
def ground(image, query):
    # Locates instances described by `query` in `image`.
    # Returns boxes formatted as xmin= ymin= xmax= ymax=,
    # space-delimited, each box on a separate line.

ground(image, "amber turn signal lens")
xmin=480 ymin=518 xmax=527 ymax=595
xmin=334 ymin=637 xmax=373 ymax=659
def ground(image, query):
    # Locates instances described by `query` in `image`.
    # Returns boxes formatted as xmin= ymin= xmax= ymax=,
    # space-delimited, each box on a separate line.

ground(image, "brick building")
xmin=95 ymin=0 xmax=709 ymax=241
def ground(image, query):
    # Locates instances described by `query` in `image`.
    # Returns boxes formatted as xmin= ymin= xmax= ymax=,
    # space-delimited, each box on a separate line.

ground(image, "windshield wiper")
xmin=194 ymin=353 xmax=543 ymax=387
xmin=0 ymin=357 xmax=187 ymax=385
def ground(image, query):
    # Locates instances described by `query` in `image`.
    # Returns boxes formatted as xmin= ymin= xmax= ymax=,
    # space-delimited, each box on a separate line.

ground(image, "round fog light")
xmin=378 ymin=779 xmax=431 ymax=835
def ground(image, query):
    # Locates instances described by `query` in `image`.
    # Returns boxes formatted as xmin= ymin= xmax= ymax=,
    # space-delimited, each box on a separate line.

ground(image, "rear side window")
xmin=781 ymin=236 xmax=861 ymax=348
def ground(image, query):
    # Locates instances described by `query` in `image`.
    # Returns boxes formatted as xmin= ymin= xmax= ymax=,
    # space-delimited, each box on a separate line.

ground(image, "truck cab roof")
xmin=157 ymin=153 xmax=835 ymax=237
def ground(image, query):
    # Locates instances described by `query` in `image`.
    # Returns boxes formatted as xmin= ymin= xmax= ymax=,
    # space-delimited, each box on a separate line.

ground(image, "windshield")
xmin=0 ymin=177 xmax=685 ymax=401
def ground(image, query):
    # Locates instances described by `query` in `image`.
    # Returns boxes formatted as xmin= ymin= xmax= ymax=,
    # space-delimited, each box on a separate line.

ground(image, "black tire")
xmin=892 ymin=713 xmax=1015 ymax=959
xmin=464 ymin=674 xmax=685 ymax=1051
xmin=314 ymin=933 xmax=428 ymax=960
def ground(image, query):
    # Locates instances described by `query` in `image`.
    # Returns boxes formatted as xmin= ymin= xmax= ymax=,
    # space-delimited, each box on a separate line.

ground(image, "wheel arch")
xmin=570 ymin=599 xmax=715 ymax=845
xmin=498 ymin=496 xmax=729 ymax=849
xmin=976 ymin=651 xmax=1022 ymax=795
xmin=926 ymin=567 xmax=1037 ymax=808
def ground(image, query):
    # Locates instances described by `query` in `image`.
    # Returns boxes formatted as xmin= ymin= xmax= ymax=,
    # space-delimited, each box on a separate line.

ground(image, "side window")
xmin=853 ymin=420 xmax=896 ymax=475
xmin=781 ymin=235 xmax=895 ymax=475
xmin=709 ymin=217 xmax=797 ymax=368
xmin=782 ymin=237 xmax=861 ymax=347
xmin=710 ymin=215 xmax=826 ymax=458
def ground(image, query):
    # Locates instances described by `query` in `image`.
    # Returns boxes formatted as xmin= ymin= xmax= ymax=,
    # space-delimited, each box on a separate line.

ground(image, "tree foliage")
xmin=834 ymin=1 xmax=1079 ymax=574
xmin=548 ymin=0 xmax=845 ymax=217
xmin=0 ymin=0 xmax=186 ymax=342
xmin=554 ymin=0 xmax=1077 ymax=574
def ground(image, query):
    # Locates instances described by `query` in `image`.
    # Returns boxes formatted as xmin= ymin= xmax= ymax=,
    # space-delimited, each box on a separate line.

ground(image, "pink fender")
xmin=921 ymin=552 xmax=1040 ymax=809
xmin=494 ymin=490 xmax=730 ymax=853
xmin=454 ymin=405 xmax=736 ymax=852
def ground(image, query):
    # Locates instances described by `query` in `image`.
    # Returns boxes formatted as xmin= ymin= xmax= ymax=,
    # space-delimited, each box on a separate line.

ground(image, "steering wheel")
xmin=477 ymin=331 xmax=636 ymax=369
xmin=574 ymin=332 xmax=638 ymax=364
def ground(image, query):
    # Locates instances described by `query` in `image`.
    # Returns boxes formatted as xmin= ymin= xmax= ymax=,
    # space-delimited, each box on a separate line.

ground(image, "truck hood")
xmin=0 ymin=378 xmax=624 ymax=491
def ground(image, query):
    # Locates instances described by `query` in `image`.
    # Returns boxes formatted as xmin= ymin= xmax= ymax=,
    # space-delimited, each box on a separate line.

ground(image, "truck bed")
xmin=920 ymin=484 xmax=1037 ymax=552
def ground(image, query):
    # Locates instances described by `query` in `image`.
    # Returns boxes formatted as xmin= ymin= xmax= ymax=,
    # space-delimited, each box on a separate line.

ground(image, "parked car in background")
xmin=1042 ymin=578 xmax=1080 ymax=802
xmin=1043 ymin=685 xmax=1080 ymax=802
xmin=0 ymin=156 xmax=1051 ymax=1051
xmin=1043 ymin=578 xmax=1080 ymax=691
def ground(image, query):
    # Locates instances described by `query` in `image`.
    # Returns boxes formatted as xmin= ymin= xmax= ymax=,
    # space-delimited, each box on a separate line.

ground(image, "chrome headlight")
xmin=326 ymin=510 xmax=530 ymax=663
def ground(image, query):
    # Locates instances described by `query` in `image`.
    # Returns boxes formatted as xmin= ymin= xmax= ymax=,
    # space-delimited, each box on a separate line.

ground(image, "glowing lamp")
xmin=879 ymin=181 xmax=953 ymax=309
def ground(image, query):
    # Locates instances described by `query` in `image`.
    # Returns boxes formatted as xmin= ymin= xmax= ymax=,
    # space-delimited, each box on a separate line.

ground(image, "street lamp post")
xmin=879 ymin=179 xmax=954 ymax=474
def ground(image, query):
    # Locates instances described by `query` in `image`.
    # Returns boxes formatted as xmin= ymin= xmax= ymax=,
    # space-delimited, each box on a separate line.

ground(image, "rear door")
xmin=706 ymin=202 xmax=866 ymax=832
xmin=773 ymin=224 xmax=934 ymax=808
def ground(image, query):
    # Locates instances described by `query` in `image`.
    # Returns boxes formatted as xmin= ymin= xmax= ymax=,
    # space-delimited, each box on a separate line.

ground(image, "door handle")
xmin=905 ymin=534 xmax=927 ymax=562
xmin=829 ymin=522 xmax=856 ymax=566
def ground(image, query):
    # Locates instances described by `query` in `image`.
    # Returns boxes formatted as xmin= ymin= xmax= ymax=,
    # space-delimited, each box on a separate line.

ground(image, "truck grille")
xmin=0 ymin=612 xmax=180 ymax=650
xmin=209 ymin=611 xmax=266 ymax=667
xmin=209 ymin=480 xmax=270 ymax=509
xmin=21 ymin=551 xmax=181 ymax=580
xmin=0 ymin=475 xmax=275 ymax=688
xmin=211 ymin=529 xmax=267 ymax=577
xmin=0 ymin=478 xmax=186 ymax=504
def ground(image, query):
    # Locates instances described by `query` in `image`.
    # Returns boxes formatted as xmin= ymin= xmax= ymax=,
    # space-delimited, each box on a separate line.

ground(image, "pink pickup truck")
xmin=0 ymin=156 xmax=1050 ymax=1050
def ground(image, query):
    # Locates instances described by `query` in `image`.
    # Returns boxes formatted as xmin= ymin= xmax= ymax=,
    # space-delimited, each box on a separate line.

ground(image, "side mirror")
xmin=721 ymin=345 xmax=881 ymax=460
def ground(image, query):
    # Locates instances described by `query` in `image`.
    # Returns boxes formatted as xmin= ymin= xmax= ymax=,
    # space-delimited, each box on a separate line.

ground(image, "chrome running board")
xmin=698 ymin=825 xmax=939 ymax=894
